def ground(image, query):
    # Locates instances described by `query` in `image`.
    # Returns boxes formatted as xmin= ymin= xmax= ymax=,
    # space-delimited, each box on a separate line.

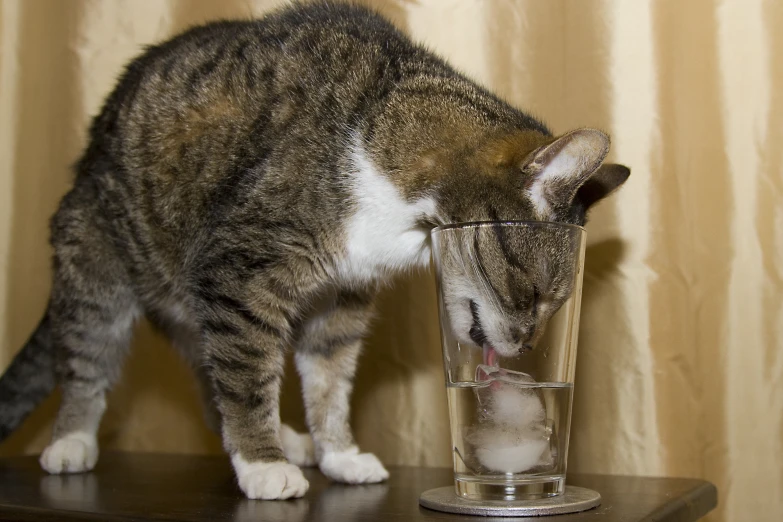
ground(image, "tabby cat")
xmin=0 ymin=1 xmax=629 ymax=499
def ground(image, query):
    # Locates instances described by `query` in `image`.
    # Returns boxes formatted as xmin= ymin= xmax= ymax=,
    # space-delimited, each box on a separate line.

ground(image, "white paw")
xmin=232 ymin=454 xmax=309 ymax=500
xmin=319 ymin=447 xmax=389 ymax=484
xmin=280 ymin=424 xmax=317 ymax=467
xmin=40 ymin=432 xmax=98 ymax=474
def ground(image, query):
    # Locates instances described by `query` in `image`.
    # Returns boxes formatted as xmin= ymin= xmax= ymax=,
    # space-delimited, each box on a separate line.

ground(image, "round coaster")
xmin=419 ymin=485 xmax=601 ymax=517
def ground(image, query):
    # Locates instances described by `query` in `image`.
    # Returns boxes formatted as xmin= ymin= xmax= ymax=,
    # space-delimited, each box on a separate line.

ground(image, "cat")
xmin=0 ymin=1 xmax=629 ymax=500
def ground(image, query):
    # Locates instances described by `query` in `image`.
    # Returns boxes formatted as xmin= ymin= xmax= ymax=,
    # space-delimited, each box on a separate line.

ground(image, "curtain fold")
xmin=0 ymin=1 xmax=780 ymax=521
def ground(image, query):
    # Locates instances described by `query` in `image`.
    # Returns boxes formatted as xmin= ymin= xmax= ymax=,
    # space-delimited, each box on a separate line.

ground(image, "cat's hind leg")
xmin=40 ymin=239 xmax=139 ymax=474
xmin=294 ymin=289 xmax=389 ymax=484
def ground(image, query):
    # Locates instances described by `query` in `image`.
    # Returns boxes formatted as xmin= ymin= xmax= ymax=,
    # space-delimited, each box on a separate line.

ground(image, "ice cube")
xmin=475 ymin=364 xmax=536 ymax=385
xmin=474 ymin=434 xmax=549 ymax=474
xmin=489 ymin=384 xmax=546 ymax=428
xmin=469 ymin=364 xmax=551 ymax=473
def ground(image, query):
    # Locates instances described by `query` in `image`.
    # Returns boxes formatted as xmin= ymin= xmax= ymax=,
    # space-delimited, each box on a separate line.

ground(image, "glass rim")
xmin=431 ymin=220 xmax=586 ymax=234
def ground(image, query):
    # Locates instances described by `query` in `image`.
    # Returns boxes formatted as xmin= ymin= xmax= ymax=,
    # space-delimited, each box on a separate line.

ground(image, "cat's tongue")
xmin=478 ymin=344 xmax=500 ymax=389
xmin=483 ymin=344 xmax=498 ymax=368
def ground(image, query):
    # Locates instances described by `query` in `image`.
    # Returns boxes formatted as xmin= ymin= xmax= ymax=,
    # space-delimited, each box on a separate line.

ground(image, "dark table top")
xmin=0 ymin=453 xmax=716 ymax=522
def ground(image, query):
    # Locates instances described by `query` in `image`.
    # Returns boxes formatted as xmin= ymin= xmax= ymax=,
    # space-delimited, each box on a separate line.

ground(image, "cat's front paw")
xmin=319 ymin=447 xmax=389 ymax=484
xmin=232 ymin=455 xmax=309 ymax=500
xmin=40 ymin=432 xmax=99 ymax=474
xmin=280 ymin=424 xmax=317 ymax=467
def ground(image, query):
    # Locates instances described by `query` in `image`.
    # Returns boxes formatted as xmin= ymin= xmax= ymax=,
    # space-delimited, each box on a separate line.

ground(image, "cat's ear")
xmin=523 ymin=128 xmax=611 ymax=217
xmin=575 ymin=162 xmax=631 ymax=211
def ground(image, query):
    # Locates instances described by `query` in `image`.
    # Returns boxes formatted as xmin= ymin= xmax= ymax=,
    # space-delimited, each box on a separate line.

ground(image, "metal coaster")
xmin=419 ymin=485 xmax=601 ymax=517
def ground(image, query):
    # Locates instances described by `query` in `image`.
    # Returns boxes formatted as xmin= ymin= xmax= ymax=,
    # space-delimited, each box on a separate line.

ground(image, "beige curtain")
xmin=1 ymin=1 xmax=781 ymax=521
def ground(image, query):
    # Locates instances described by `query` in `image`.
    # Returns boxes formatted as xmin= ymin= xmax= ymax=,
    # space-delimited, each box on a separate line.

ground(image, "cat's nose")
xmin=509 ymin=327 xmax=534 ymax=352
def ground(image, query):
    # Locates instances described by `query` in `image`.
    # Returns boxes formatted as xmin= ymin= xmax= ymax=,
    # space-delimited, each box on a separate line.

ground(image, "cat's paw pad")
xmin=319 ymin=448 xmax=389 ymax=484
xmin=40 ymin=432 xmax=98 ymax=474
xmin=232 ymin=456 xmax=309 ymax=500
xmin=281 ymin=424 xmax=317 ymax=467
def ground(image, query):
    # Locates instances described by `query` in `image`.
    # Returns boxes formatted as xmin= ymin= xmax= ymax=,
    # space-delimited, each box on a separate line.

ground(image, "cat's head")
xmin=429 ymin=128 xmax=630 ymax=358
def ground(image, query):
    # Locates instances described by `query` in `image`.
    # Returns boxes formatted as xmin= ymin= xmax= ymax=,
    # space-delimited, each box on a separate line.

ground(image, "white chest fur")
xmin=336 ymin=143 xmax=437 ymax=284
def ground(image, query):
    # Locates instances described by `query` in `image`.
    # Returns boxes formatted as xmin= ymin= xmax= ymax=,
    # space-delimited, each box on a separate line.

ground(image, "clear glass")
xmin=431 ymin=221 xmax=587 ymax=501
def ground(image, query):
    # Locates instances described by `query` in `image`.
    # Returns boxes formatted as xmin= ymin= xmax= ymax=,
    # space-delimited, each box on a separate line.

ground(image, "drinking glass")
xmin=431 ymin=221 xmax=586 ymax=501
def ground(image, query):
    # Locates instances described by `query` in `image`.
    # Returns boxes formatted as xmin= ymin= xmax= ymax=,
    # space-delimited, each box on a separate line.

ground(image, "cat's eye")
xmin=532 ymin=287 xmax=541 ymax=306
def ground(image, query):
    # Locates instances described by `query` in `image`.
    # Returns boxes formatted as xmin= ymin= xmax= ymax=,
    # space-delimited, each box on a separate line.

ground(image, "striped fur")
xmin=0 ymin=2 xmax=628 ymax=499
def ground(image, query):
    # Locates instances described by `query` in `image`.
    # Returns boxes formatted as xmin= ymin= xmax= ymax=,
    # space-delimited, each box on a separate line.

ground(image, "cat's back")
xmin=65 ymin=2 xmax=426 ymax=278
xmin=79 ymin=2 xmax=424 ymax=216
xmin=95 ymin=2 xmax=415 ymax=154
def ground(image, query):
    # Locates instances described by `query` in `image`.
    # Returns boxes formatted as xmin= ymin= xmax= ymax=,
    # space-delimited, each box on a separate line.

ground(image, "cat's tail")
xmin=0 ymin=310 xmax=56 ymax=442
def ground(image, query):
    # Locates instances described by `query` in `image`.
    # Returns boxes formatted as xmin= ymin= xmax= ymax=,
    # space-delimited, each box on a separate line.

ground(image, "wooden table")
xmin=0 ymin=453 xmax=717 ymax=521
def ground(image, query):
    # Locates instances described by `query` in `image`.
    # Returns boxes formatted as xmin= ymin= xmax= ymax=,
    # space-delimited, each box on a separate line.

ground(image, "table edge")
xmin=0 ymin=504 xmax=148 ymax=522
xmin=640 ymin=481 xmax=718 ymax=522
